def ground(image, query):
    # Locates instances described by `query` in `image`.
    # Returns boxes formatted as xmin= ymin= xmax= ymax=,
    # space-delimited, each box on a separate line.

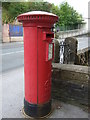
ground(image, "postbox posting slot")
xmin=46 ymin=33 xmax=54 ymax=38
xmin=46 ymin=42 xmax=54 ymax=61
xmin=43 ymin=32 xmax=54 ymax=41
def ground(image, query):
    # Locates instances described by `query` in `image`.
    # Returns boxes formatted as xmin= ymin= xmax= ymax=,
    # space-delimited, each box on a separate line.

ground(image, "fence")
xmin=3 ymin=24 xmax=23 ymax=42
xmin=9 ymin=24 xmax=23 ymax=37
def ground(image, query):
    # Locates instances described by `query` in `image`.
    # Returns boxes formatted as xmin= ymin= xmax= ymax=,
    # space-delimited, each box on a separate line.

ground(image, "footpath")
xmin=2 ymin=67 xmax=89 ymax=119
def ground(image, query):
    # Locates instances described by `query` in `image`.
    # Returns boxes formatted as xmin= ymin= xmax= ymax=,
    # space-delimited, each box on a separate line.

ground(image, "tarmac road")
xmin=1 ymin=42 xmax=24 ymax=72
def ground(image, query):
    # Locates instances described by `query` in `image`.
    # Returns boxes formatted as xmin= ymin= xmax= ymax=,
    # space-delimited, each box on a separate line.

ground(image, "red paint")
xmin=17 ymin=11 xmax=58 ymax=105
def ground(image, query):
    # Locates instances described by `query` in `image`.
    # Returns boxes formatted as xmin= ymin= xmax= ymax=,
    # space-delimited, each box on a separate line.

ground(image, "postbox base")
xmin=24 ymin=99 xmax=51 ymax=118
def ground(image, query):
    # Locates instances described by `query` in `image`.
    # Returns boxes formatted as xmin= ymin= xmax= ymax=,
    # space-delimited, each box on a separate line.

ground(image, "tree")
xmin=51 ymin=4 xmax=60 ymax=27
xmin=51 ymin=2 xmax=84 ymax=30
xmin=2 ymin=2 xmax=29 ymax=23
xmin=2 ymin=2 xmax=52 ymax=23
xmin=2 ymin=1 xmax=84 ymax=30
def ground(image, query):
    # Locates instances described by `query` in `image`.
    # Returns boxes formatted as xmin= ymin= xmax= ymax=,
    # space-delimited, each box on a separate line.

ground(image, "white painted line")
xmin=0 ymin=50 xmax=24 ymax=56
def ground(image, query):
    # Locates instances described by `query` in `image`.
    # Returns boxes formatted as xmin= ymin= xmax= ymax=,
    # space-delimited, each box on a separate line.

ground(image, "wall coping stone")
xmin=52 ymin=63 xmax=90 ymax=75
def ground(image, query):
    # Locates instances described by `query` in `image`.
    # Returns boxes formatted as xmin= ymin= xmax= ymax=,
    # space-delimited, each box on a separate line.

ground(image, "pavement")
xmin=1 ymin=66 xmax=89 ymax=119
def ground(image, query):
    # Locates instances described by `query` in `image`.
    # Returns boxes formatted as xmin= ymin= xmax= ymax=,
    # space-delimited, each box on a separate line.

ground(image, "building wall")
xmin=3 ymin=24 xmax=10 ymax=43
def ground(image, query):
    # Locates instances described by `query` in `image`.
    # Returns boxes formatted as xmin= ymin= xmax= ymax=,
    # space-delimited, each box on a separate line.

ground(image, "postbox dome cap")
xmin=17 ymin=11 xmax=58 ymax=24
xmin=19 ymin=11 xmax=58 ymax=17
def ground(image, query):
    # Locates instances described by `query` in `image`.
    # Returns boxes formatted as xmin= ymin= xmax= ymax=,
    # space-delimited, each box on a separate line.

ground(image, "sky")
xmin=45 ymin=0 xmax=90 ymax=19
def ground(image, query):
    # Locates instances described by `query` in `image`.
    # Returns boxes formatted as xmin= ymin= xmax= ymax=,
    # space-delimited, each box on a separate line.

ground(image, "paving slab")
xmin=2 ymin=67 xmax=89 ymax=119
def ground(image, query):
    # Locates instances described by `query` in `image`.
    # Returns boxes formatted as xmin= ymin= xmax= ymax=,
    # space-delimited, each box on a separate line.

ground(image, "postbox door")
xmin=37 ymin=28 xmax=54 ymax=104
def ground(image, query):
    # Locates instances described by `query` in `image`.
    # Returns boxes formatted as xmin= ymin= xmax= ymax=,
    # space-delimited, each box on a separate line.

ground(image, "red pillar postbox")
xmin=17 ymin=11 xmax=58 ymax=118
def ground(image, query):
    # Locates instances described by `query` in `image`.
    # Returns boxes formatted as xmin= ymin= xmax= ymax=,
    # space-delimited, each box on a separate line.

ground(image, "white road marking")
xmin=0 ymin=50 xmax=24 ymax=56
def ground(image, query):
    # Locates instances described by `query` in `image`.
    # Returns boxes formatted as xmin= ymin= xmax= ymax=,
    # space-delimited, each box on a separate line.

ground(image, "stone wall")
xmin=52 ymin=63 xmax=90 ymax=107
xmin=10 ymin=37 xmax=23 ymax=42
xmin=63 ymin=37 xmax=78 ymax=64
xmin=77 ymin=47 xmax=90 ymax=66
xmin=53 ymin=37 xmax=90 ymax=66
xmin=56 ymin=29 xmax=88 ymax=39
xmin=53 ymin=39 xmax=60 ymax=63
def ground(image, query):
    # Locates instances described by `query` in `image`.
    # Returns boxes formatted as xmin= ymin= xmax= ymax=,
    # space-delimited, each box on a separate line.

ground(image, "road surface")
xmin=1 ymin=42 xmax=24 ymax=72
xmin=1 ymin=37 xmax=90 ymax=72
xmin=77 ymin=37 xmax=90 ymax=50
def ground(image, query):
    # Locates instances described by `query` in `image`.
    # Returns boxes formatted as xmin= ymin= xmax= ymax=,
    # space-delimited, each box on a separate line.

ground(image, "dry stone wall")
xmin=52 ymin=63 xmax=90 ymax=107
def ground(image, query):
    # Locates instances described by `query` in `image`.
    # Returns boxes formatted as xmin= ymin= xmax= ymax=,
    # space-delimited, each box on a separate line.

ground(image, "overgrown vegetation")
xmin=52 ymin=2 xmax=84 ymax=30
xmin=2 ymin=1 xmax=84 ymax=30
